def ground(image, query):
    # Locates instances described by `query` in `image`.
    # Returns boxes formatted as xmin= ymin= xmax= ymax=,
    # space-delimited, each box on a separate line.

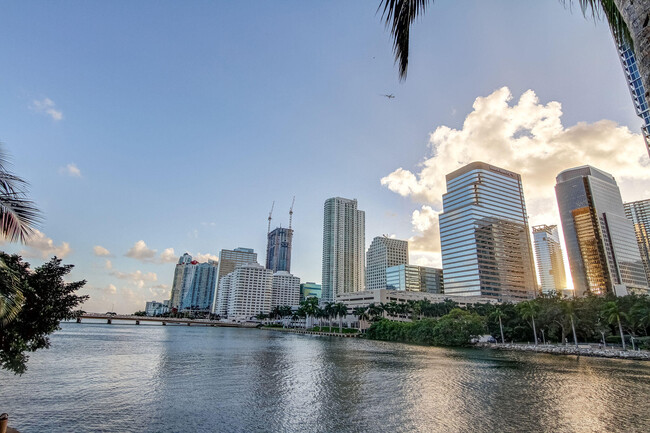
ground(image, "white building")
xmin=211 ymin=247 xmax=258 ymax=314
xmin=145 ymin=300 xmax=169 ymax=317
xmin=271 ymin=271 xmax=301 ymax=309
xmin=366 ymin=236 xmax=408 ymax=291
xmin=217 ymin=262 xmax=273 ymax=320
xmin=322 ymin=197 xmax=365 ymax=302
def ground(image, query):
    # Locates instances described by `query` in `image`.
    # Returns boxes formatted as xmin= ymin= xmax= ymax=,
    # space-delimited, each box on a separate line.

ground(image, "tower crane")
xmin=267 ymin=201 xmax=275 ymax=234
xmin=289 ymin=196 xmax=295 ymax=230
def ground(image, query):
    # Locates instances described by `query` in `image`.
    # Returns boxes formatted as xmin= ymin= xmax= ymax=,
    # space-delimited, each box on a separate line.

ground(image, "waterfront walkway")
xmin=478 ymin=342 xmax=650 ymax=361
xmin=263 ymin=327 xmax=360 ymax=338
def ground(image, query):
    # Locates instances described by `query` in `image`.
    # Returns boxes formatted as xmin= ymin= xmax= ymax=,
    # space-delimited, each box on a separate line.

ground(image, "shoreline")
xmin=476 ymin=342 xmax=650 ymax=361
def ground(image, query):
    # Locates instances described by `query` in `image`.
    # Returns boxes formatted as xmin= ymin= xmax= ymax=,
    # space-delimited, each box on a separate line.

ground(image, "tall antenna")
xmin=289 ymin=196 xmax=295 ymax=230
xmin=267 ymin=201 xmax=275 ymax=234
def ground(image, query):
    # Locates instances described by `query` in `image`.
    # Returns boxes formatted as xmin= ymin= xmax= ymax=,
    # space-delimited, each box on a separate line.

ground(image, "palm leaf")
xmin=0 ymin=257 xmax=24 ymax=324
xmin=569 ymin=0 xmax=633 ymax=48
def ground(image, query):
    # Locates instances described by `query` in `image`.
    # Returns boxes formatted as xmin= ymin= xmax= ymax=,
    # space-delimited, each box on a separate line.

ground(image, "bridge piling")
xmin=107 ymin=319 xmax=112 ymax=324
xmin=76 ymin=317 xmax=81 ymax=323
xmin=135 ymin=320 xmax=140 ymax=325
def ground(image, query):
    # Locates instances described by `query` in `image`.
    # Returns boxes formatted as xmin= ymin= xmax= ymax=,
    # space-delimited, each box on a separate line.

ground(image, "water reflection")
xmin=1 ymin=324 xmax=650 ymax=433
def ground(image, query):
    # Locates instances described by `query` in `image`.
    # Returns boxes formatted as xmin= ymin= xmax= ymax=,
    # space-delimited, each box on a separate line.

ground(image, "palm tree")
xmin=353 ymin=306 xmax=369 ymax=331
xmin=379 ymin=1 xmax=649 ymax=124
xmin=0 ymin=147 xmax=41 ymax=324
xmin=602 ymin=301 xmax=627 ymax=350
xmin=324 ymin=302 xmax=335 ymax=331
xmin=517 ymin=301 xmax=540 ymax=346
xmin=562 ymin=300 xmax=579 ymax=348
xmin=334 ymin=302 xmax=348 ymax=333
xmin=491 ymin=308 xmax=506 ymax=344
xmin=367 ymin=302 xmax=384 ymax=321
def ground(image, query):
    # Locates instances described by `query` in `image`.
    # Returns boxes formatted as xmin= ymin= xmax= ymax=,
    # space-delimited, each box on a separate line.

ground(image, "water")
xmin=2 ymin=322 xmax=650 ymax=433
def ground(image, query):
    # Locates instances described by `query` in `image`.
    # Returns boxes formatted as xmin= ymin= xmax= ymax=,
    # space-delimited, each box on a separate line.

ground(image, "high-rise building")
xmin=617 ymin=38 xmax=650 ymax=155
xmin=624 ymin=199 xmax=650 ymax=285
xmin=555 ymin=166 xmax=648 ymax=296
xmin=366 ymin=236 xmax=409 ymax=291
xmin=169 ymin=253 xmax=218 ymax=311
xmin=221 ymin=262 xmax=273 ymax=319
xmin=266 ymin=227 xmax=293 ymax=273
xmin=386 ymin=264 xmax=443 ymax=293
xmin=532 ymin=225 xmax=567 ymax=294
xmin=271 ymin=271 xmax=300 ymax=309
xmin=299 ymin=282 xmax=322 ymax=302
xmin=321 ymin=197 xmax=365 ymax=302
xmin=211 ymin=247 xmax=258 ymax=313
xmin=439 ymin=162 xmax=537 ymax=301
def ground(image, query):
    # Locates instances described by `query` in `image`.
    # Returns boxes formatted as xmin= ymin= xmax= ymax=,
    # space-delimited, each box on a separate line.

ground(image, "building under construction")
xmin=265 ymin=198 xmax=295 ymax=273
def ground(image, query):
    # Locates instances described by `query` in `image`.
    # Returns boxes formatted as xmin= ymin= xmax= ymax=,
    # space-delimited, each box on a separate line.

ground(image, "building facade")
xmin=169 ymin=253 xmax=218 ymax=311
xmin=271 ymin=271 xmax=300 ymax=309
xmin=617 ymin=39 xmax=650 ymax=155
xmin=216 ymin=262 xmax=273 ymax=319
xmin=532 ymin=225 xmax=567 ymax=294
xmin=386 ymin=264 xmax=443 ymax=293
xmin=266 ymin=227 xmax=293 ymax=273
xmin=366 ymin=236 xmax=409 ymax=291
xmin=439 ymin=162 xmax=537 ymax=301
xmin=299 ymin=282 xmax=322 ymax=302
xmin=321 ymin=197 xmax=365 ymax=302
xmin=624 ymin=199 xmax=650 ymax=285
xmin=555 ymin=166 xmax=648 ymax=296
xmin=145 ymin=300 xmax=169 ymax=317
xmin=211 ymin=247 xmax=258 ymax=313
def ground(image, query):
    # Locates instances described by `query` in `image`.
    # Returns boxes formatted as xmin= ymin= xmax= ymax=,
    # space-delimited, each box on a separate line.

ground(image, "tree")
xmin=490 ymin=308 xmax=506 ymax=344
xmin=335 ymin=303 xmax=348 ymax=332
xmin=379 ymin=1 xmax=650 ymax=131
xmin=602 ymin=301 xmax=628 ymax=350
xmin=353 ymin=306 xmax=369 ymax=331
xmin=431 ymin=308 xmax=485 ymax=346
xmin=0 ymin=254 xmax=88 ymax=374
xmin=517 ymin=301 xmax=540 ymax=345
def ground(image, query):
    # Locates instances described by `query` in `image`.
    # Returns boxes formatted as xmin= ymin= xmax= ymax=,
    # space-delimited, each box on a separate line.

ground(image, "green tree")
xmin=431 ymin=309 xmax=484 ymax=346
xmin=353 ymin=306 xmax=369 ymax=331
xmin=517 ymin=301 xmax=540 ymax=345
xmin=602 ymin=301 xmax=628 ymax=350
xmin=0 ymin=254 xmax=87 ymax=374
xmin=490 ymin=308 xmax=506 ymax=344
xmin=335 ymin=303 xmax=348 ymax=333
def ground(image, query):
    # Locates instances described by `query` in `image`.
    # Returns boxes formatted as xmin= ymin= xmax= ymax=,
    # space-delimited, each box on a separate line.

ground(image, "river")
xmin=2 ymin=322 xmax=650 ymax=432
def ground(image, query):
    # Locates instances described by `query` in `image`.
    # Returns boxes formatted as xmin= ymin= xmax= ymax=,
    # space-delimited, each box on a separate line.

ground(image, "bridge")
xmin=77 ymin=313 xmax=258 ymax=328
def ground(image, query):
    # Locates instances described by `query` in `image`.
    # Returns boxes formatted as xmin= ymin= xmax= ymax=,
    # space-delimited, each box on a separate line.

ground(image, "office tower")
xmin=266 ymin=227 xmax=293 ymax=273
xmin=624 ymin=199 xmax=650 ymax=284
xmin=386 ymin=264 xmax=443 ymax=293
xmin=365 ymin=236 xmax=409 ymax=291
xmin=211 ymin=247 xmax=258 ymax=313
xmin=169 ymin=253 xmax=218 ymax=311
xmin=321 ymin=197 xmax=365 ymax=302
xmin=299 ymin=282 xmax=322 ymax=302
xmin=532 ymin=225 xmax=567 ymax=294
xmin=617 ymin=38 xmax=650 ymax=155
xmin=215 ymin=273 xmax=233 ymax=318
xmin=439 ymin=162 xmax=537 ymax=301
xmin=224 ymin=263 xmax=273 ymax=319
xmin=271 ymin=271 xmax=300 ymax=309
xmin=555 ymin=166 xmax=648 ymax=296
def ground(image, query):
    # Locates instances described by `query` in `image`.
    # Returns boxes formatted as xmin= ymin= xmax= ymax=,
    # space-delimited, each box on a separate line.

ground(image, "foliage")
xmin=0 ymin=254 xmax=88 ymax=374
xmin=133 ymin=310 xmax=147 ymax=317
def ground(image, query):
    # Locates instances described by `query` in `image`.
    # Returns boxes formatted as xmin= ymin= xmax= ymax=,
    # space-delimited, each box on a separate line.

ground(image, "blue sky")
xmin=1 ymin=1 xmax=648 ymax=312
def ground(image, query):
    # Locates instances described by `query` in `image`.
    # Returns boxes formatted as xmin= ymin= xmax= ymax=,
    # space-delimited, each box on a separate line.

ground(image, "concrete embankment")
xmin=477 ymin=343 xmax=650 ymax=361
xmin=262 ymin=327 xmax=360 ymax=338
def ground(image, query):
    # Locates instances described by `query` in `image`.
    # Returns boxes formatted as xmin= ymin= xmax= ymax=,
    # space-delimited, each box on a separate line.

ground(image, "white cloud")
xmin=110 ymin=269 xmax=158 ymax=288
xmin=59 ymin=163 xmax=82 ymax=177
xmin=194 ymin=252 xmax=219 ymax=263
xmin=18 ymin=229 xmax=71 ymax=259
xmin=30 ymin=97 xmax=63 ymax=121
xmin=81 ymin=283 xmax=169 ymax=314
xmin=382 ymin=87 xmax=650 ymax=265
xmin=104 ymin=259 xmax=112 ymax=270
xmin=160 ymin=247 xmax=177 ymax=263
xmin=93 ymin=245 xmax=111 ymax=256
xmin=125 ymin=240 xmax=157 ymax=262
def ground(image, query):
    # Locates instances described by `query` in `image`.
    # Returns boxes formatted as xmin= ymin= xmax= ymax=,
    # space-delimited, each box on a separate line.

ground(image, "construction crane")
xmin=289 ymin=196 xmax=295 ymax=230
xmin=267 ymin=201 xmax=275 ymax=234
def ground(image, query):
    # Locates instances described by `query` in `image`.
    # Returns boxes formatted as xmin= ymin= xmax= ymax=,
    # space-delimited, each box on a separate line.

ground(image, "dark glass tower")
xmin=266 ymin=227 xmax=293 ymax=273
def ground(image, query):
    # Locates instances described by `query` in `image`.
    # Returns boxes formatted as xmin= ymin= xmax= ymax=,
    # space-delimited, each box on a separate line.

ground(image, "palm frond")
xmin=379 ymin=0 xmax=432 ymax=80
xmin=0 ymin=144 xmax=41 ymax=243
xmin=0 ymin=257 xmax=24 ymax=325
xmin=565 ymin=0 xmax=633 ymax=49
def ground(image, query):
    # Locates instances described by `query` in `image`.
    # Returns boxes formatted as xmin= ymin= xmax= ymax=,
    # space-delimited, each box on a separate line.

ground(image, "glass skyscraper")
xmin=385 ymin=264 xmax=443 ymax=293
xmin=169 ymin=253 xmax=218 ymax=312
xmin=439 ymin=162 xmax=537 ymax=301
xmin=532 ymin=225 xmax=567 ymax=294
xmin=266 ymin=227 xmax=293 ymax=273
xmin=624 ymin=199 xmax=650 ymax=285
xmin=617 ymin=38 xmax=650 ymax=155
xmin=366 ymin=236 xmax=408 ymax=290
xmin=321 ymin=197 xmax=365 ymax=302
xmin=555 ymin=166 xmax=648 ymax=296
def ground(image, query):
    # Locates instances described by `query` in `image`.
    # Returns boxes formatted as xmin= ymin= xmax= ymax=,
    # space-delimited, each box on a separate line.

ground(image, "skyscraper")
xmin=210 ymin=247 xmax=258 ymax=313
xmin=532 ymin=225 xmax=567 ymax=294
xmin=555 ymin=166 xmax=648 ymax=296
xmin=624 ymin=199 xmax=650 ymax=285
xmin=385 ymin=264 xmax=443 ymax=293
xmin=169 ymin=253 xmax=218 ymax=311
xmin=216 ymin=262 xmax=273 ymax=319
xmin=266 ymin=227 xmax=293 ymax=273
xmin=439 ymin=162 xmax=537 ymax=301
xmin=321 ymin=197 xmax=365 ymax=302
xmin=271 ymin=271 xmax=300 ymax=309
xmin=366 ymin=236 xmax=408 ymax=291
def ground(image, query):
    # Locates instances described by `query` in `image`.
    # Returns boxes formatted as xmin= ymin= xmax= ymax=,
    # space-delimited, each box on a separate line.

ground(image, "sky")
xmin=0 ymin=1 xmax=648 ymax=313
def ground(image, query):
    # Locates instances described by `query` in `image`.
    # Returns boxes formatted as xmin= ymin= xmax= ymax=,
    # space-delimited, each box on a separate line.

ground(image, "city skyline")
xmin=1 ymin=2 xmax=650 ymax=313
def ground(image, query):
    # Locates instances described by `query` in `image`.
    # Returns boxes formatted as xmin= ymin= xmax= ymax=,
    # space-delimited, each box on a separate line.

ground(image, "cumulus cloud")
xmin=18 ymin=229 xmax=71 ymax=259
xmin=30 ymin=97 xmax=63 ymax=121
xmin=110 ymin=269 xmax=158 ymax=288
xmin=81 ymin=283 xmax=169 ymax=314
xmin=59 ymin=163 xmax=81 ymax=177
xmin=93 ymin=245 xmax=111 ymax=257
xmin=125 ymin=240 xmax=157 ymax=261
xmin=160 ymin=247 xmax=177 ymax=263
xmin=194 ymin=252 xmax=219 ymax=263
xmin=382 ymin=87 xmax=650 ymax=265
